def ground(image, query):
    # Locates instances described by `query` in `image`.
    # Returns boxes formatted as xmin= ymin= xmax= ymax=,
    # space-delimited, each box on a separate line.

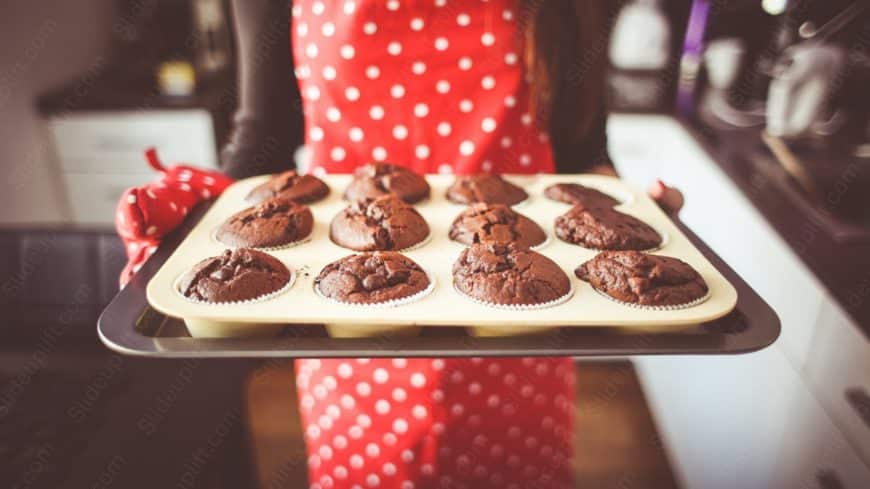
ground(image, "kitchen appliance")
xmin=111 ymin=0 xmax=232 ymax=83
xmin=761 ymin=2 xmax=870 ymax=226
xmin=766 ymin=2 xmax=870 ymax=145
xmin=766 ymin=43 xmax=846 ymax=139
xmin=609 ymin=0 xmax=672 ymax=71
xmin=687 ymin=0 xmax=870 ymax=232
xmin=607 ymin=0 xmax=692 ymax=111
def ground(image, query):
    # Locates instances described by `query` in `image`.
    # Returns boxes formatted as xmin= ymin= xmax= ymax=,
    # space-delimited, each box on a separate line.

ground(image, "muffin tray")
xmin=99 ymin=175 xmax=780 ymax=357
xmin=142 ymin=174 xmax=738 ymax=337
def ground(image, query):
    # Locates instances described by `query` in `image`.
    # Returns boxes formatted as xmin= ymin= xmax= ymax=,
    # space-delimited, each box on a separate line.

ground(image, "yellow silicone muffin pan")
xmin=146 ymin=174 xmax=737 ymax=338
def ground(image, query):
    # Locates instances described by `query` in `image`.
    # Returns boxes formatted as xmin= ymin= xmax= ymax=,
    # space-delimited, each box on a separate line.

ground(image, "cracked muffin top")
xmin=445 ymin=174 xmax=528 ymax=206
xmin=449 ymin=203 xmax=546 ymax=248
xmin=544 ymin=183 xmax=620 ymax=208
xmin=452 ymin=242 xmax=570 ymax=306
xmin=554 ymin=206 xmax=661 ymax=250
xmin=179 ymin=248 xmax=290 ymax=303
xmin=217 ymin=196 xmax=313 ymax=248
xmin=343 ymin=163 xmax=430 ymax=204
xmin=330 ymin=195 xmax=430 ymax=251
xmin=575 ymin=251 xmax=708 ymax=306
xmin=246 ymin=170 xmax=329 ymax=204
xmin=315 ymin=252 xmax=430 ymax=304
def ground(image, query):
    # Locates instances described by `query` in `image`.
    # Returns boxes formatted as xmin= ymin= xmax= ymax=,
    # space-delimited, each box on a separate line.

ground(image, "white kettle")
xmin=609 ymin=0 xmax=671 ymax=71
xmin=766 ymin=43 xmax=846 ymax=138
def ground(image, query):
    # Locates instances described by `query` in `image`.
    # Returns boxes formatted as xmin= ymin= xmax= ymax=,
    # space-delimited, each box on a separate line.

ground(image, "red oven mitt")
xmin=115 ymin=148 xmax=234 ymax=287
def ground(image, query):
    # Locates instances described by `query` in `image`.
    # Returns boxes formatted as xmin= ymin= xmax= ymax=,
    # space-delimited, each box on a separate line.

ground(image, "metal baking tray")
xmin=99 ymin=176 xmax=779 ymax=358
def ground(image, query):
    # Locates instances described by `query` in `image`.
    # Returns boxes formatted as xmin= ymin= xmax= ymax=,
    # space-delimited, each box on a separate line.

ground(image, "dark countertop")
xmin=680 ymin=118 xmax=870 ymax=336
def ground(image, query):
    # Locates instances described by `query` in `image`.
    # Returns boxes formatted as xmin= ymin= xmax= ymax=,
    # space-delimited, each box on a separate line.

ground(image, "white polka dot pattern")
xmin=296 ymin=357 xmax=574 ymax=489
xmin=290 ymin=0 xmax=554 ymax=175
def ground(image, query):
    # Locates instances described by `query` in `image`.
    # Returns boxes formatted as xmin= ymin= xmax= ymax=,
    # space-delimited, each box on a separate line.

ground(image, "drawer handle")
xmin=845 ymin=387 xmax=870 ymax=430
xmin=816 ymin=468 xmax=844 ymax=489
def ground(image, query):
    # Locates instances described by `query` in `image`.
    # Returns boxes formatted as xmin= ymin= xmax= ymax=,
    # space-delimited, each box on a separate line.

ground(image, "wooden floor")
xmin=244 ymin=359 xmax=680 ymax=489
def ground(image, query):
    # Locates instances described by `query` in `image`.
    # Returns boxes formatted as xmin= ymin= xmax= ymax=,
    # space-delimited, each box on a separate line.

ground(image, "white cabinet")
xmin=634 ymin=350 xmax=798 ymax=489
xmin=635 ymin=348 xmax=870 ymax=489
xmin=804 ymin=299 xmax=870 ymax=467
xmin=47 ymin=109 xmax=217 ymax=225
xmin=610 ymin=115 xmax=870 ymax=487
xmin=773 ymin=387 xmax=870 ymax=489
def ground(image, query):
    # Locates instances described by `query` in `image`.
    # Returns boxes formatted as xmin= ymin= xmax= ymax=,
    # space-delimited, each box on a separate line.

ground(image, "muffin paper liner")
xmin=210 ymin=227 xmax=313 ymax=251
xmin=452 ymin=280 xmax=576 ymax=311
xmin=613 ymin=190 xmax=635 ymax=207
xmin=345 ymin=195 xmax=432 ymax=206
xmin=545 ymin=185 xmax=635 ymax=208
xmin=395 ymin=232 xmax=432 ymax=252
xmin=590 ymin=287 xmax=712 ymax=311
xmin=333 ymin=232 xmax=433 ymax=254
xmin=444 ymin=195 xmax=531 ymax=209
xmin=558 ymin=227 xmax=669 ymax=253
xmin=530 ymin=233 xmax=551 ymax=251
xmin=448 ymin=231 xmax=551 ymax=251
xmin=174 ymin=270 xmax=296 ymax=306
xmin=509 ymin=195 xmax=532 ymax=209
xmin=314 ymin=273 xmax=437 ymax=309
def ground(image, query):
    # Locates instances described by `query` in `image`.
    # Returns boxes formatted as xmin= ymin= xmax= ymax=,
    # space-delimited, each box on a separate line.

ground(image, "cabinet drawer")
xmin=773 ymin=381 xmax=870 ymax=489
xmin=49 ymin=110 xmax=217 ymax=172
xmin=61 ymin=172 xmax=156 ymax=226
xmin=805 ymin=299 xmax=870 ymax=467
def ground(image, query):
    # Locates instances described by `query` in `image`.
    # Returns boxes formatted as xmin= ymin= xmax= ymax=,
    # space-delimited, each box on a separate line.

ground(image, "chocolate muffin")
xmin=246 ymin=170 xmax=329 ymax=204
xmin=315 ymin=252 xmax=431 ymax=304
xmin=449 ymin=203 xmax=546 ymax=248
xmin=554 ymin=206 xmax=661 ymax=250
xmin=576 ymin=251 xmax=708 ymax=306
xmin=179 ymin=248 xmax=290 ymax=303
xmin=445 ymin=174 xmax=528 ymax=206
xmin=544 ymin=183 xmax=620 ymax=208
xmin=217 ymin=197 xmax=313 ymax=248
xmin=452 ymin=242 xmax=570 ymax=306
xmin=343 ymin=163 xmax=430 ymax=204
xmin=330 ymin=195 xmax=430 ymax=251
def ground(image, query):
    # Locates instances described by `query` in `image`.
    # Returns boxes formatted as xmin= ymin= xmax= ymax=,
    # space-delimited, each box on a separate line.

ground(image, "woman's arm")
xmin=221 ymin=0 xmax=303 ymax=179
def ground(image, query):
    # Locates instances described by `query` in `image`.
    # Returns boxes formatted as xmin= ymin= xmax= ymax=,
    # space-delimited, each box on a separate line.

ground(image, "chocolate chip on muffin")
xmin=217 ymin=197 xmax=313 ymax=248
xmin=452 ymin=242 xmax=570 ymax=306
xmin=449 ymin=203 xmax=546 ymax=248
xmin=246 ymin=170 xmax=329 ymax=204
xmin=445 ymin=174 xmax=528 ymax=206
xmin=315 ymin=252 xmax=431 ymax=304
xmin=576 ymin=251 xmax=708 ymax=306
xmin=343 ymin=163 xmax=431 ymax=204
xmin=179 ymin=248 xmax=290 ymax=303
xmin=554 ymin=206 xmax=661 ymax=250
xmin=330 ymin=195 xmax=430 ymax=251
xmin=544 ymin=183 xmax=620 ymax=208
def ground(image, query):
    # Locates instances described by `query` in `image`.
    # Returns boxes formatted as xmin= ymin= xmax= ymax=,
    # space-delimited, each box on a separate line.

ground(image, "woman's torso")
xmin=291 ymin=0 xmax=554 ymax=176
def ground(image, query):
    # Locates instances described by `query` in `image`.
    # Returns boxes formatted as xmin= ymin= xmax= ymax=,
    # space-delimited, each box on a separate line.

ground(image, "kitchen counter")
xmin=679 ymin=119 xmax=870 ymax=335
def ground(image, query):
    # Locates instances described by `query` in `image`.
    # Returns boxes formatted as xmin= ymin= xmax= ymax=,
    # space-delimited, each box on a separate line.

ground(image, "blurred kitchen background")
xmin=1 ymin=0 xmax=869 ymax=488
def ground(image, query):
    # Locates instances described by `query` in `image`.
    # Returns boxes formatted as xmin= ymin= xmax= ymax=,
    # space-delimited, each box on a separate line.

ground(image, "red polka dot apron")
xmin=291 ymin=2 xmax=574 ymax=488
xmin=292 ymin=0 xmax=554 ymax=176
xmin=298 ymin=357 xmax=575 ymax=489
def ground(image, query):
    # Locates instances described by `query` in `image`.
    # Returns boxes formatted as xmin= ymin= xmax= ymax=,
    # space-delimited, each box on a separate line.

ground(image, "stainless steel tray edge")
xmin=98 ymin=202 xmax=780 ymax=358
